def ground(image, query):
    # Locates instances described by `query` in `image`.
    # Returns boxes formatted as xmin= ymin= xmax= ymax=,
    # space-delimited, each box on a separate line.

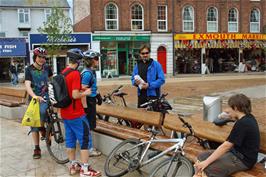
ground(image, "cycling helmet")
xmin=33 ymin=47 xmax=47 ymax=57
xmin=67 ymin=48 xmax=84 ymax=61
xmin=83 ymin=50 xmax=101 ymax=60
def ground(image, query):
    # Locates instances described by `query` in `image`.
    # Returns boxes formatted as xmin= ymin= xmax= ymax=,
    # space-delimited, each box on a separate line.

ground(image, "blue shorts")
xmin=31 ymin=101 xmax=48 ymax=132
xmin=63 ymin=115 xmax=90 ymax=149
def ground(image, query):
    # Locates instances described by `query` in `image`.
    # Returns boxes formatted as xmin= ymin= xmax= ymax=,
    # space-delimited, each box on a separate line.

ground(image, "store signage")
xmin=29 ymin=33 xmax=91 ymax=49
xmin=0 ymin=38 xmax=26 ymax=57
xmin=174 ymin=33 xmax=266 ymax=40
xmin=93 ymin=35 xmax=150 ymax=41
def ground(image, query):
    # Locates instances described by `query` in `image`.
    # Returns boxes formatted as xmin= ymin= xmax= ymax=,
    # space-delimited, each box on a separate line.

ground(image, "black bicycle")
xmin=97 ymin=85 xmax=131 ymax=127
xmin=41 ymin=99 xmax=68 ymax=164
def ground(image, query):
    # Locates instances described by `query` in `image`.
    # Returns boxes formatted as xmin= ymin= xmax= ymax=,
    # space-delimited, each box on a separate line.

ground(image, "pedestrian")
xmin=131 ymin=44 xmax=165 ymax=128
xmin=60 ymin=48 xmax=101 ymax=177
xmin=9 ymin=59 xmax=18 ymax=86
xmin=81 ymin=50 xmax=102 ymax=157
xmin=24 ymin=47 xmax=53 ymax=159
xmin=194 ymin=94 xmax=260 ymax=177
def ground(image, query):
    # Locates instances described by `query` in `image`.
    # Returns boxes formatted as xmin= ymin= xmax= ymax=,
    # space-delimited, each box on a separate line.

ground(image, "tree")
xmin=38 ymin=6 xmax=72 ymax=57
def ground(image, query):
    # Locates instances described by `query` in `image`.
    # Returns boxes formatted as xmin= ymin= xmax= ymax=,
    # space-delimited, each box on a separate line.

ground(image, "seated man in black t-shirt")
xmin=194 ymin=94 xmax=260 ymax=177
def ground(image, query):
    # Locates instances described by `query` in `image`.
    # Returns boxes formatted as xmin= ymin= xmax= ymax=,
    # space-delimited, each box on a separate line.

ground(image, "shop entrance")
xmin=0 ymin=59 xmax=10 ymax=82
xmin=118 ymin=51 xmax=127 ymax=75
xmin=157 ymin=46 xmax=167 ymax=73
xmin=56 ymin=57 xmax=66 ymax=74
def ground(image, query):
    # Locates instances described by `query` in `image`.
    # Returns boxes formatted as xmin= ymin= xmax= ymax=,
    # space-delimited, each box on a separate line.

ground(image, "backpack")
xmin=48 ymin=69 xmax=74 ymax=108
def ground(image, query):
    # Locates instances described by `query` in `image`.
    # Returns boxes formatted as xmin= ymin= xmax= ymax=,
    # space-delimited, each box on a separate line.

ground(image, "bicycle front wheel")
xmin=104 ymin=139 xmax=143 ymax=177
xmin=149 ymin=156 xmax=194 ymax=177
xmin=46 ymin=118 xmax=69 ymax=164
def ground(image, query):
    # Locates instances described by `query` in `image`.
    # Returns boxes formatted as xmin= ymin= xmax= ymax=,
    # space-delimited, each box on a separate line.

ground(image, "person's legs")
xmin=197 ymin=151 xmax=249 ymax=177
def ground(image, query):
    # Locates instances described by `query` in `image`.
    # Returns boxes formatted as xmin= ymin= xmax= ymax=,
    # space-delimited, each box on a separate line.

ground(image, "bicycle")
xmin=41 ymin=98 xmax=69 ymax=164
xmin=104 ymin=113 xmax=210 ymax=177
xmin=97 ymin=85 xmax=131 ymax=127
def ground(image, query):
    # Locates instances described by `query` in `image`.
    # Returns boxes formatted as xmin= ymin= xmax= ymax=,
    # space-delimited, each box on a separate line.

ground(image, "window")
xmin=20 ymin=31 xmax=29 ymax=37
xmin=131 ymin=4 xmax=144 ymax=30
xmin=182 ymin=6 xmax=194 ymax=32
xmin=157 ymin=5 xmax=167 ymax=31
xmin=250 ymin=9 xmax=260 ymax=33
xmin=44 ymin=9 xmax=51 ymax=22
xmin=228 ymin=8 xmax=238 ymax=32
xmin=18 ymin=9 xmax=30 ymax=24
xmin=207 ymin=7 xmax=218 ymax=32
xmin=105 ymin=3 xmax=118 ymax=30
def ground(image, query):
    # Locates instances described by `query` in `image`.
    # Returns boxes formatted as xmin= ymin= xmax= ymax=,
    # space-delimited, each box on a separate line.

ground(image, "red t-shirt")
xmin=60 ymin=68 xmax=85 ymax=120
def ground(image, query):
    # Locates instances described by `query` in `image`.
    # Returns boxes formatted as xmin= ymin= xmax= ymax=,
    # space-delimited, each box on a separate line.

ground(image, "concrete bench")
xmin=0 ymin=87 xmax=28 ymax=119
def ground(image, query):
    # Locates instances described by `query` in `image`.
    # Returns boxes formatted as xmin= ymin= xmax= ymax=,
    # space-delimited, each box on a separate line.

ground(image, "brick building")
xmin=74 ymin=0 xmax=266 ymax=76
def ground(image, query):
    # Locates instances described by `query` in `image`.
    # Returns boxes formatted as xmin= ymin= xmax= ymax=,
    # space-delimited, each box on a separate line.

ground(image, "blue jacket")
xmin=131 ymin=59 xmax=165 ymax=96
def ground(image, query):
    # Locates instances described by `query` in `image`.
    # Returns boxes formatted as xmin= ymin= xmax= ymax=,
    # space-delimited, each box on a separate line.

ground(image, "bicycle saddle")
xmin=213 ymin=118 xmax=235 ymax=126
xmin=114 ymin=92 xmax=127 ymax=97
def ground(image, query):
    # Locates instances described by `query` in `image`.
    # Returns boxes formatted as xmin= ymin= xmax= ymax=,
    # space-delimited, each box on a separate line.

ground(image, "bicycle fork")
xmin=163 ymin=149 xmax=183 ymax=177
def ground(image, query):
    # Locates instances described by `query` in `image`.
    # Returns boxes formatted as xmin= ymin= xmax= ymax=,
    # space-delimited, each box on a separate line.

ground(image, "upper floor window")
xmin=250 ymin=8 xmax=260 ymax=33
xmin=131 ymin=4 xmax=144 ymax=30
xmin=207 ymin=7 xmax=218 ymax=32
xmin=18 ymin=9 xmax=30 ymax=24
xmin=182 ymin=6 xmax=194 ymax=32
xmin=44 ymin=9 xmax=51 ymax=22
xmin=228 ymin=8 xmax=238 ymax=32
xmin=157 ymin=5 xmax=167 ymax=31
xmin=105 ymin=3 xmax=118 ymax=30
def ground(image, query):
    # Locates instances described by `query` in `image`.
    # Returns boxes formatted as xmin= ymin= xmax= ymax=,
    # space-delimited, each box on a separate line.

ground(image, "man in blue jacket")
xmin=131 ymin=44 xmax=165 ymax=111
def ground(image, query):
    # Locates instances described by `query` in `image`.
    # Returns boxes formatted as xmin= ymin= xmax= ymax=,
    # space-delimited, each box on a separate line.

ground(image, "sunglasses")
xmin=140 ymin=52 xmax=149 ymax=55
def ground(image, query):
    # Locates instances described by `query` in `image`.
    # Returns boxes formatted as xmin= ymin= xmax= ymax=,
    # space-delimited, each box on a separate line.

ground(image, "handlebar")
xmin=111 ymin=85 xmax=123 ymax=95
xmin=139 ymin=93 xmax=168 ymax=108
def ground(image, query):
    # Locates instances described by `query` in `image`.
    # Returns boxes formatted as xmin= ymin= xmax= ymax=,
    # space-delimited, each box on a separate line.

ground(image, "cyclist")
xmin=60 ymin=48 xmax=101 ymax=177
xmin=131 ymin=44 xmax=165 ymax=128
xmin=25 ymin=47 xmax=53 ymax=159
xmin=81 ymin=49 xmax=102 ymax=157
xmin=194 ymin=94 xmax=260 ymax=177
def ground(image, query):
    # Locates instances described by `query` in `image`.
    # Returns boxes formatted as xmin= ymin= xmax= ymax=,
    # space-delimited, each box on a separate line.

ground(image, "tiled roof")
xmin=0 ymin=0 xmax=70 ymax=8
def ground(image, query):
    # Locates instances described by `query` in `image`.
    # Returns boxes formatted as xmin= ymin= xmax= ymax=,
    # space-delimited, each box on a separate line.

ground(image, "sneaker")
xmin=89 ymin=148 xmax=102 ymax=157
xmin=80 ymin=166 xmax=101 ymax=177
xmin=69 ymin=162 xmax=81 ymax=175
xmin=33 ymin=149 xmax=41 ymax=159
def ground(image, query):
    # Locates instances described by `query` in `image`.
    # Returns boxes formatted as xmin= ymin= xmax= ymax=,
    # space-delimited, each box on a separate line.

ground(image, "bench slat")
xmin=96 ymin=104 xmax=163 ymax=126
xmin=0 ymin=87 xmax=27 ymax=98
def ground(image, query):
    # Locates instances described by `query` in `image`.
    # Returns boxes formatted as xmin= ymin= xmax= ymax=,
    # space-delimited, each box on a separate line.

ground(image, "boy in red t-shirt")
xmin=60 ymin=48 xmax=101 ymax=177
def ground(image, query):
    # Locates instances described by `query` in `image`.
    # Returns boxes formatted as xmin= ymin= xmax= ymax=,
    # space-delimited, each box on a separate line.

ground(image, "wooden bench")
xmin=0 ymin=87 xmax=28 ymax=107
xmin=95 ymin=104 xmax=266 ymax=177
xmin=163 ymin=114 xmax=266 ymax=177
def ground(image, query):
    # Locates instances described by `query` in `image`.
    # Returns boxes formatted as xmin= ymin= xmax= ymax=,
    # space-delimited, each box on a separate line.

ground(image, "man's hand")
xmin=134 ymin=78 xmax=141 ymax=85
xmin=194 ymin=160 xmax=209 ymax=174
xmin=33 ymin=96 xmax=45 ymax=103
xmin=141 ymin=83 xmax=149 ymax=89
xmin=83 ymin=88 xmax=91 ymax=96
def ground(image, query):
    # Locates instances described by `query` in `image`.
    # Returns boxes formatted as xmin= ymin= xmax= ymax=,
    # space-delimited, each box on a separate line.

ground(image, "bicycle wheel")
xmin=46 ymin=118 xmax=69 ymax=164
xmin=104 ymin=139 xmax=143 ymax=177
xmin=149 ymin=156 xmax=194 ymax=177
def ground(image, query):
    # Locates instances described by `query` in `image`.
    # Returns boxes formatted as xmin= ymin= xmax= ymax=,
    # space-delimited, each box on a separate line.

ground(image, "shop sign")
xmin=93 ymin=35 xmax=150 ymax=41
xmin=29 ymin=33 xmax=91 ymax=49
xmin=0 ymin=38 xmax=26 ymax=57
xmin=174 ymin=33 xmax=266 ymax=40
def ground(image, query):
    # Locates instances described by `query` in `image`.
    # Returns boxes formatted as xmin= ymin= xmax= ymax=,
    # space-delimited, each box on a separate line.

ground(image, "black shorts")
xmin=84 ymin=97 xmax=96 ymax=130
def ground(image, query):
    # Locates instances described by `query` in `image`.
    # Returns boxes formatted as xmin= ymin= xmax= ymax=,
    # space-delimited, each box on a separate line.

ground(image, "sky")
xmin=67 ymin=0 xmax=73 ymax=23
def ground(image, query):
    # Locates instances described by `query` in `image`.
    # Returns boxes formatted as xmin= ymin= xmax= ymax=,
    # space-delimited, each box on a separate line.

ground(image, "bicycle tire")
xmin=149 ymin=156 xmax=194 ymax=177
xmin=104 ymin=139 xmax=143 ymax=177
xmin=46 ymin=118 xmax=69 ymax=164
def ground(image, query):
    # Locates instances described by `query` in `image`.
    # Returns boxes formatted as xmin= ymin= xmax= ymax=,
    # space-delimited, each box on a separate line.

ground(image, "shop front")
xmin=0 ymin=38 xmax=27 ymax=82
xmin=174 ymin=33 xmax=266 ymax=74
xmin=92 ymin=34 xmax=150 ymax=78
xmin=29 ymin=33 xmax=91 ymax=75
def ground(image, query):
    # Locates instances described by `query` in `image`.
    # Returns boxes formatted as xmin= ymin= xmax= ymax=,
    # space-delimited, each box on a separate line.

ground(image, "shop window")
xmin=182 ymin=5 xmax=194 ymax=32
xmin=228 ymin=8 xmax=238 ymax=32
xmin=44 ymin=9 xmax=51 ymax=22
xmin=157 ymin=5 xmax=167 ymax=31
xmin=250 ymin=9 xmax=260 ymax=33
xmin=207 ymin=7 xmax=218 ymax=32
xmin=131 ymin=4 xmax=144 ymax=30
xmin=105 ymin=3 xmax=118 ymax=30
xmin=18 ymin=9 xmax=30 ymax=24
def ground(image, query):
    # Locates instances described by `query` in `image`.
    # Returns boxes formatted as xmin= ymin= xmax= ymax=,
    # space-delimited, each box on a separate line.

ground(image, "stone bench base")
xmin=0 ymin=104 xmax=27 ymax=120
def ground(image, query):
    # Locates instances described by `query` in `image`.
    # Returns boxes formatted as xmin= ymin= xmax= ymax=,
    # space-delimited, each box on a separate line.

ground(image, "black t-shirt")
xmin=137 ymin=59 xmax=152 ymax=99
xmin=227 ymin=114 xmax=260 ymax=168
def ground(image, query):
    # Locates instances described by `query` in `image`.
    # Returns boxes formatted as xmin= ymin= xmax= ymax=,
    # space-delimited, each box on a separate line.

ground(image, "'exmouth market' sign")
xmin=0 ymin=38 xmax=26 ymax=57
xmin=174 ymin=33 xmax=266 ymax=40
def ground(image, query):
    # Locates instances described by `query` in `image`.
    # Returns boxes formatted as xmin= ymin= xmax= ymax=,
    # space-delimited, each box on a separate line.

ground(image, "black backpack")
xmin=48 ymin=69 xmax=74 ymax=108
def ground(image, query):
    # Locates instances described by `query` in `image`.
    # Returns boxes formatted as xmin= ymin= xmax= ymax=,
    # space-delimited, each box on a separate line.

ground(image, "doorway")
xmin=118 ymin=51 xmax=127 ymax=75
xmin=157 ymin=46 xmax=167 ymax=73
xmin=56 ymin=57 xmax=66 ymax=74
